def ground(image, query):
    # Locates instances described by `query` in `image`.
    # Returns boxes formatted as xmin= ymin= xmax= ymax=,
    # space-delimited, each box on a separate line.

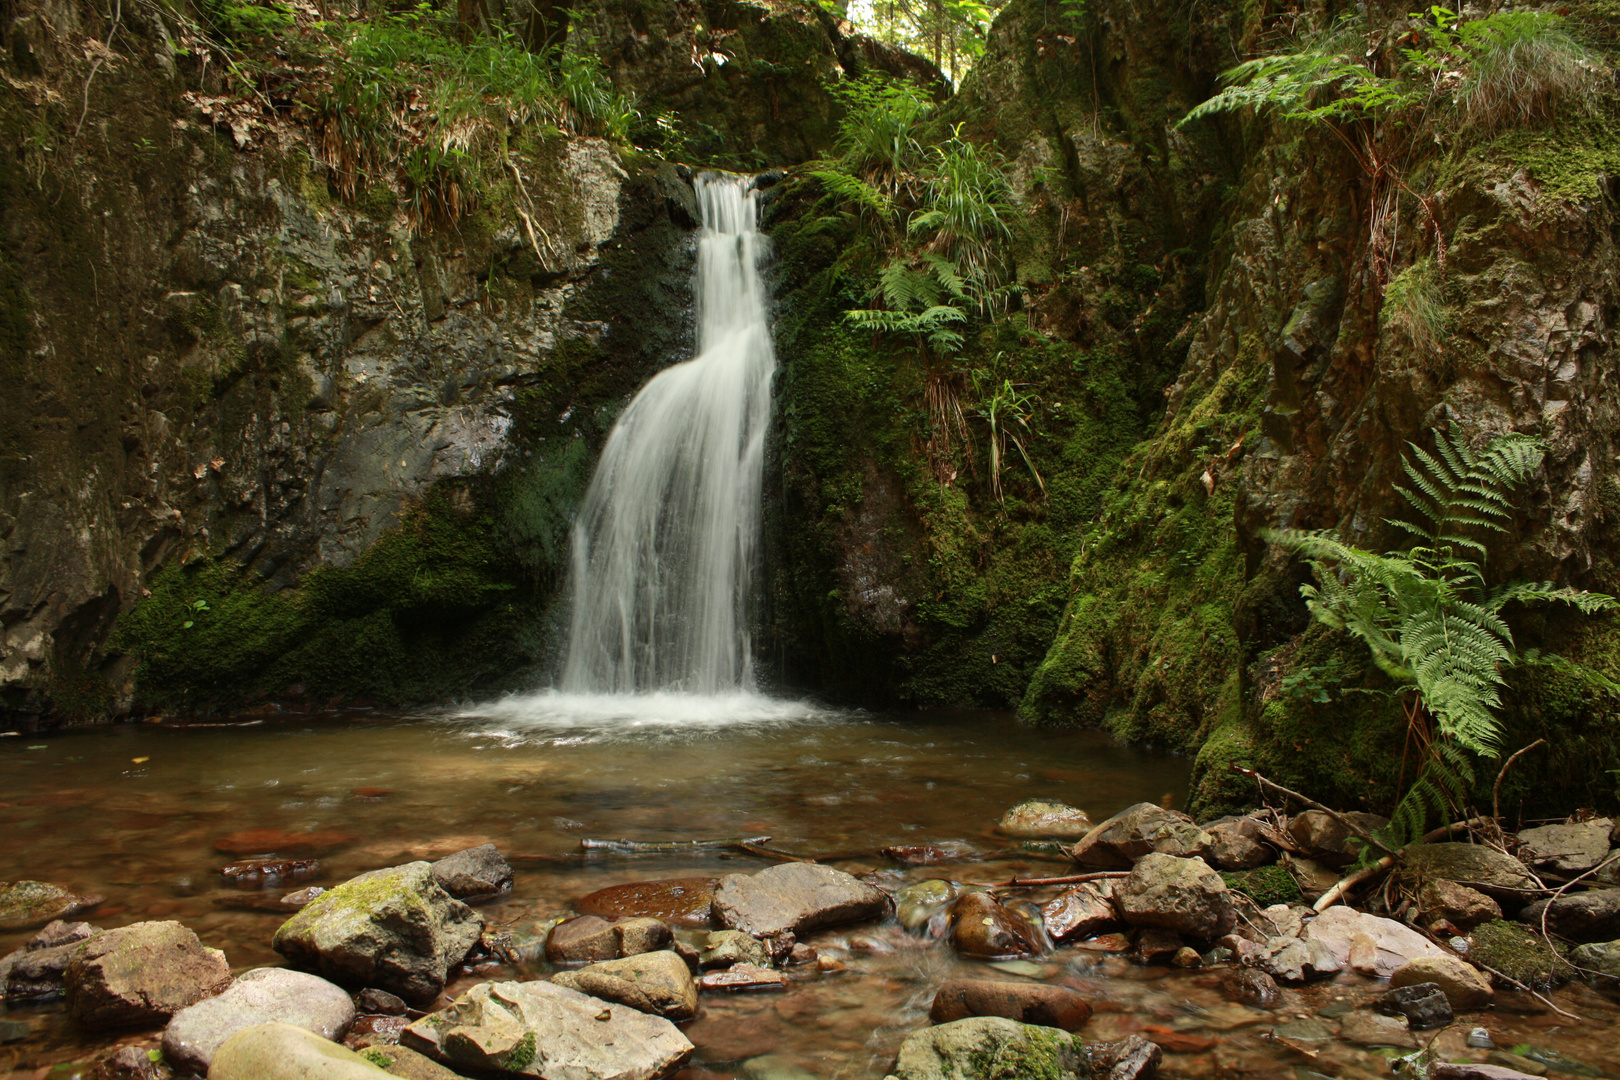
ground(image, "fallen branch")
xmin=1492 ymin=738 xmax=1546 ymax=828
xmin=1472 ymin=960 xmax=1584 ymax=1021
xmin=1230 ymin=765 xmax=1397 ymax=858
xmin=993 ymin=871 xmax=1132 ymax=889
xmin=1313 ymin=816 xmax=1491 ymax=911
xmin=738 ymin=842 xmax=817 ymax=864
xmin=580 ymin=835 xmax=771 ymax=854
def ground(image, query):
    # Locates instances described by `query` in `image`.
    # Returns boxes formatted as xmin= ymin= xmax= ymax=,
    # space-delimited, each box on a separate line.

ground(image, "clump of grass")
xmin=1446 ymin=11 xmax=1605 ymax=135
xmin=1380 ymin=257 xmax=1448 ymax=354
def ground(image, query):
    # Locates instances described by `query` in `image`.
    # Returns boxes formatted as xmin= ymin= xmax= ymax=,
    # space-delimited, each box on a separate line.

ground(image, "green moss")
xmin=1471 ymin=115 xmax=1620 ymax=204
xmin=274 ymin=866 xmax=428 ymax=950
xmin=505 ymin=1031 xmax=537 ymax=1071
xmin=360 ymin=1048 xmax=393 ymax=1068
xmin=1469 ymin=919 xmax=1572 ymax=990
xmin=1221 ymin=865 xmax=1302 ymax=907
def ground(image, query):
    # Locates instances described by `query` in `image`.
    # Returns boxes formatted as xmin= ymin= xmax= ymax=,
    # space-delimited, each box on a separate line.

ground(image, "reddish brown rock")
xmin=219 ymin=860 xmax=320 ymax=888
xmin=928 ymin=979 xmax=1092 ymax=1031
xmin=545 ymin=915 xmax=673 ymax=964
xmin=947 ymin=892 xmax=1041 ymax=959
xmin=65 ymin=921 xmax=232 ymax=1029
xmin=1040 ymin=883 xmax=1118 ymax=941
xmin=697 ymin=963 xmax=789 ymax=991
xmin=576 ymin=878 xmax=719 ymax=928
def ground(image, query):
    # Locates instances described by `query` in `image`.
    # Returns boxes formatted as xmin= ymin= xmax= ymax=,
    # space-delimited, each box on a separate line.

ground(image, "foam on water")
xmin=448 ymin=689 xmax=834 ymax=741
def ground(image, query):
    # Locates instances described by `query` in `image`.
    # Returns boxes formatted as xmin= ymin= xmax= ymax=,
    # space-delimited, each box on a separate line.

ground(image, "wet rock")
xmin=210 ymin=1022 xmax=390 ymax=1080
xmin=3 ymin=920 xmax=101 ymax=1001
xmin=0 ymin=1019 xmax=29 ymax=1043
xmin=699 ymin=929 xmax=770 ymax=969
xmin=786 ymin=943 xmax=817 ymax=966
xmin=1518 ymin=888 xmax=1620 ymax=942
xmin=1376 ymin=983 xmax=1454 ymax=1029
xmin=697 ymin=963 xmax=789 ymax=991
xmin=712 ymin=863 xmax=889 ymax=939
xmin=1468 ymin=919 xmax=1571 ymax=989
xmin=889 ymin=1016 xmax=1085 ymax=1080
xmin=897 ymin=880 xmax=960 ymax=933
xmin=219 ymin=859 xmax=320 ymax=888
xmin=1389 ymin=955 xmax=1493 ymax=1009
xmin=947 ymin=891 xmax=1041 ymax=959
xmin=1132 ymin=928 xmax=1182 ymax=963
xmin=1116 ymin=854 xmax=1233 ymax=938
xmin=1339 ymin=1010 xmax=1416 ymax=1048
xmin=1203 ymin=816 xmax=1277 ymax=871
xmin=928 ymin=979 xmax=1092 ymax=1032
xmin=401 ymin=980 xmax=692 ymax=1078
xmin=1171 ymin=946 xmax=1201 ymax=968
xmin=282 ymin=887 xmax=327 ymax=908
xmin=1402 ymin=844 xmax=1537 ymax=899
xmin=1040 ymin=884 xmax=1118 ymax=942
xmin=348 ymin=1014 xmax=411 ymax=1045
xmin=429 ymin=845 xmax=513 ymax=902
xmin=1431 ymin=1065 xmax=1545 ymax=1080
xmin=1218 ymin=968 xmax=1278 ymax=1007
xmin=551 ymin=950 xmax=697 ymax=1021
xmin=1419 ymin=880 xmax=1501 ymax=931
xmin=271 ymin=862 xmax=483 ymax=1006
xmin=546 ymin=916 xmax=674 ymax=964
xmin=1285 ymin=810 xmax=1388 ymax=868
xmin=1486 ymin=1053 xmax=1546 ymax=1076
xmin=1071 ymin=803 xmax=1212 ymax=869
xmin=357 ymin=989 xmax=407 ymax=1016
xmin=576 ymin=878 xmax=719 ymax=928
xmin=162 ymin=967 xmax=355 ymax=1073
xmin=883 ymin=844 xmax=973 ymax=866
xmin=214 ymin=829 xmax=354 ymax=856
xmin=350 ymin=1043 xmax=464 ymax=1079
xmin=1516 ymin=820 xmax=1614 ymax=874
xmin=65 ymin=920 xmax=232 ymax=1029
xmin=0 ymin=881 xmax=102 ymax=930
xmin=1087 ymin=1034 xmax=1160 ymax=1080
xmin=1301 ymin=905 xmax=1444 ymax=977
xmin=998 ymin=799 xmax=1093 ymax=840
xmin=96 ymin=1044 xmax=168 ymax=1079
xmin=1569 ymin=939 xmax=1620 ymax=979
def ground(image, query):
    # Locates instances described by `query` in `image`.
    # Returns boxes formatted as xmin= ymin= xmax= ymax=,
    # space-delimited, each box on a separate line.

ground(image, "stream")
xmin=2 ymin=702 xmax=1618 ymax=1079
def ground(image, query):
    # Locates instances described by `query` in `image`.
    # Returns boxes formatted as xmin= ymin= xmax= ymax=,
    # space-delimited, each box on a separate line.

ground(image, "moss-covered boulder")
xmin=887 ymin=1016 xmax=1089 ymax=1080
xmin=272 ymin=862 xmax=483 ymax=1005
xmin=1468 ymin=919 xmax=1572 ymax=990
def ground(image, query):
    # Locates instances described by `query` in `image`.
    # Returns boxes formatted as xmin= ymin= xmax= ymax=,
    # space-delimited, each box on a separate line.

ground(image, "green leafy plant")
xmin=1381 ymin=257 xmax=1448 ymax=354
xmin=1269 ymin=428 xmax=1616 ymax=839
xmin=970 ymin=370 xmax=1045 ymax=506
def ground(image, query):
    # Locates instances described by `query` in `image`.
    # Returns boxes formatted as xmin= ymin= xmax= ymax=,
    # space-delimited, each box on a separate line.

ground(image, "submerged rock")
xmin=402 ymin=980 xmax=693 ymax=1079
xmin=1070 ymin=803 xmax=1212 ymax=869
xmin=1086 ymin=1035 xmax=1160 ymax=1080
xmin=928 ymin=979 xmax=1092 ymax=1032
xmin=163 ymin=967 xmax=355 ymax=1073
xmin=1116 ymin=854 xmax=1233 ymax=938
xmin=712 ymin=863 xmax=889 ymax=939
xmin=696 ymin=963 xmax=789 ymax=991
xmin=551 ymin=950 xmax=697 ymax=1021
xmin=576 ymin=878 xmax=719 ymax=927
xmin=65 ymin=920 xmax=232 ymax=1029
xmin=997 ymin=800 xmax=1093 ymax=840
xmin=897 ymin=880 xmax=960 ymax=932
xmin=0 ymin=881 xmax=102 ymax=930
xmin=271 ymin=862 xmax=483 ymax=1005
xmin=888 ymin=1016 xmax=1086 ymax=1080
xmin=1218 ymin=967 xmax=1278 ymax=1007
xmin=947 ymin=892 xmax=1041 ymax=959
xmin=430 ymin=844 xmax=513 ymax=902
xmin=210 ymin=1022 xmax=389 ymax=1080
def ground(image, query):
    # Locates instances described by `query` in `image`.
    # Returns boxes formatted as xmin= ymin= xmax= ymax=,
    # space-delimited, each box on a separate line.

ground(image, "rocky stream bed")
xmin=2 ymin=711 xmax=1619 ymax=1080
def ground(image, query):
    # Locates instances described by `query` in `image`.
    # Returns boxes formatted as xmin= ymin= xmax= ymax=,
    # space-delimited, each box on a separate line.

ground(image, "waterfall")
xmin=558 ymin=174 xmax=774 ymax=695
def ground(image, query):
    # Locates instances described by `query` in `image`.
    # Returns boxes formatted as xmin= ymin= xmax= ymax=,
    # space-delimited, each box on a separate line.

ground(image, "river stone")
xmin=1419 ymin=879 xmax=1501 ymax=931
xmin=997 ymin=800 xmax=1093 ymax=840
xmin=1570 ymin=939 xmax=1620 ymax=980
xmin=551 ymin=950 xmax=696 ymax=1021
xmin=897 ymin=880 xmax=960 ymax=932
xmin=1339 ymin=1010 xmax=1416 ymax=1048
xmin=712 ymin=863 xmax=889 ymax=939
xmin=928 ymin=979 xmax=1092 ymax=1032
xmin=271 ymin=862 xmax=483 ymax=1005
xmin=64 ymin=920 xmax=232 ymax=1029
xmin=162 ymin=967 xmax=356 ymax=1072
xmin=1116 ymin=854 xmax=1233 ymax=938
xmin=401 ymin=979 xmax=693 ymax=1079
xmin=357 ymin=988 xmax=407 ymax=1015
xmin=1389 ymin=955 xmax=1493 ymax=1009
xmin=429 ymin=845 xmax=513 ymax=902
xmin=1402 ymin=844 xmax=1537 ymax=899
xmin=547 ymin=916 xmax=673 ymax=964
xmin=1070 ymin=803 xmax=1212 ymax=869
xmin=1086 ymin=1035 xmax=1159 ymax=1080
xmin=697 ymin=963 xmax=789 ymax=991
xmin=1204 ymin=816 xmax=1276 ymax=870
xmin=1039 ymin=883 xmax=1118 ymax=941
xmin=700 ymin=929 xmax=770 ymax=969
xmin=577 ymin=878 xmax=719 ymax=928
xmin=1518 ymin=889 xmax=1620 ymax=942
xmin=887 ymin=1016 xmax=1086 ymax=1080
xmin=0 ymin=881 xmax=102 ymax=930
xmin=1469 ymin=919 xmax=1571 ymax=989
xmin=947 ymin=891 xmax=1041 ymax=959
xmin=356 ymin=1043 xmax=466 ymax=1080
xmin=1218 ymin=967 xmax=1279 ymax=1007
xmin=210 ymin=1021 xmax=390 ymax=1079
xmin=3 ymin=920 xmax=100 ymax=1001
xmin=1517 ymin=820 xmax=1614 ymax=874
xmin=1376 ymin=982 xmax=1454 ymax=1029
xmin=1285 ymin=810 xmax=1389 ymax=868
xmin=1302 ymin=905 xmax=1444 ymax=977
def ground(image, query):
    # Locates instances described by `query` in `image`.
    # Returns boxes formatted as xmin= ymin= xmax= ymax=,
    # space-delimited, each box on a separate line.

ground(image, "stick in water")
xmin=580 ymin=836 xmax=772 ymax=853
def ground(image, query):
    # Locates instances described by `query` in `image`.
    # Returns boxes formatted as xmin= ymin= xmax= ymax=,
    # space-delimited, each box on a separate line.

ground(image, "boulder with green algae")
xmin=885 ymin=1016 xmax=1089 ymax=1080
xmin=1221 ymin=866 xmax=1302 ymax=908
xmin=272 ymin=862 xmax=483 ymax=1005
xmin=997 ymin=800 xmax=1093 ymax=840
xmin=1468 ymin=920 xmax=1572 ymax=989
xmin=0 ymin=882 xmax=102 ymax=930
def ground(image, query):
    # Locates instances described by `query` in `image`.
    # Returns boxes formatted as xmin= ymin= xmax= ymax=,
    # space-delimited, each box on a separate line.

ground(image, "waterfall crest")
xmin=558 ymin=174 xmax=774 ymax=694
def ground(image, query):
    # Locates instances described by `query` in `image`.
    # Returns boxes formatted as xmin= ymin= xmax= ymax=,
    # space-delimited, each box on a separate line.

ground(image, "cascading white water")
xmin=558 ymin=174 xmax=775 ymax=695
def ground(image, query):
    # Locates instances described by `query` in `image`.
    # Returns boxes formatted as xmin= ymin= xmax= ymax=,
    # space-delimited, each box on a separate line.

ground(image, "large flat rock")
xmin=209 ymin=1021 xmax=390 ymax=1079
xmin=64 ymin=920 xmax=232 ymax=1030
xmin=712 ymin=863 xmax=889 ymax=939
xmin=164 ymin=967 xmax=355 ymax=1072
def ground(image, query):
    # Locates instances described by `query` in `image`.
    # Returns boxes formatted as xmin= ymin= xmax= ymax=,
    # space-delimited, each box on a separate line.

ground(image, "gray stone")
xmin=1070 ymin=803 xmax=1212 ymax=869
xmin=209 ymin=1021 xmax=390 ymax=1079
xmin=1285 ymin=810 xmax=1389 ymax=868
xmin=1518 ymin=889 xmax=1620 ymax=942
xmin=1376 ymin=983 xmax=1453 ymax=1029
xmin=429 ymin=844 xmax=513 ymax=902
xmin=1204 ymin=816 xmax=1276 ymax=870
xmin=1517 ymin=820 xmax=1614 ymax=874
xmin=271 ymin=862 xmax=483 ymax=1006
xmin=65 ymin=920 xmax=232 ymax=1029
xmin=997 ymin=800 xmax=1093 ymax=840
xmin=1418 ymin=879 xmax=1501 ymax=931
xmin=0 ymin=881 xmax=102 ymax=930
xmin=713 ymin=863 xmax=889 ymax=939
xmin=1040 ymin=883 xmax=1118 ymax=941
xmin=163 ymin=967 xmax=356 ymax=1072
xmin=1570 ymin=939 xmax=1620 ymax=980
xmin=401 ymin=980 xmax=693 ymax=1079
xmin=546 ymin=916 xmax=673 ymax=964
xmin=699 ymin=929 xmax=770 ymax=969
xmin=1116 ymin=854 xmax=1232 ymax=938
xmin=1402 ymin=844 xmax=1537 ymax=898
xmin=1301 ymin=905 xmax=1444 ymax=977
xmin=4 ymin=920 xmax=101 ymax=1001
xmin=349 ymin=1043 xmax=465 ymax=1080
xmin=1337 ymin=1011 xmax=1415 ymax=1048
xmin=1389 ymin=955 xmax=1492 ymax=1009
xmin=888 ymin=1016 xmax=1087 ymax=1080
xmin=551 ymin=950 xmax=697 ymax=1021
